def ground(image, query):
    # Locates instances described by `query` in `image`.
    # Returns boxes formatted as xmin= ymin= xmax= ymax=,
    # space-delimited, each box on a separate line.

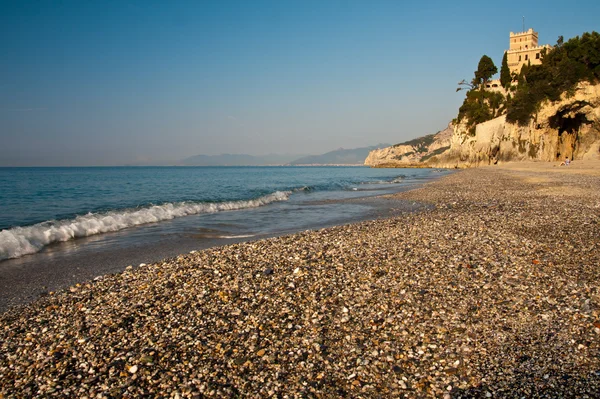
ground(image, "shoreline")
xmin=0 ymin=180 xmax=434 ymax=314
xmin=1 ymin=162 xmax=599 ymax=397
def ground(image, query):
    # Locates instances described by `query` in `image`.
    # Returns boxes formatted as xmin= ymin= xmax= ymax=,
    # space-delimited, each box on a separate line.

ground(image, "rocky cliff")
xmin=364 ymin=123 xmax=453 ymax=167
xmin=366 ymin=82 xmax=600 ymax=168
xmin=433 ymin=82 xmax=600 ymax=167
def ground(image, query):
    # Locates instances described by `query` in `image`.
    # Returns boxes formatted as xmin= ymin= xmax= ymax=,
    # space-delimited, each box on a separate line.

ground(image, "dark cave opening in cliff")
xmin=550 ymin=111 xmax=589 ymax=135
xmin=549 ymin=108 xmax=591 ymax=160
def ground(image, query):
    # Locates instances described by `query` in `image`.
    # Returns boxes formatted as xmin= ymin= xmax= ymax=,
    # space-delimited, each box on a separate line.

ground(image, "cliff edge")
xmin=366 ymin=82 xmax=600 ymax=168
xmin=434 ymin=82 xmax=600 ymax=168
xmin=364 ymin=123 xmax=453 ymax=167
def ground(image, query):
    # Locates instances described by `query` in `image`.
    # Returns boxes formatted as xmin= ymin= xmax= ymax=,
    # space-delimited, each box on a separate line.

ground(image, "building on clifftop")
xmin=506 ymin=28 xmax=552 ymax=74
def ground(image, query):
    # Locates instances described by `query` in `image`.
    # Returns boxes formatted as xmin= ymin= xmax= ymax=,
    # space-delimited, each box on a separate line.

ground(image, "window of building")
xmin=525 ymin=54 xmax=528 ymax=60
xmin=536 ymin=52 xmax=540 ymax=59
xmin=519 ymin=55 xmax=522 ymax=61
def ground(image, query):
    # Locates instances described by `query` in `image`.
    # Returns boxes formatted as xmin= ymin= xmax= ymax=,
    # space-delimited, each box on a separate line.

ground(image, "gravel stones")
xmin=1 ymin=167 xmax=599 ymax=397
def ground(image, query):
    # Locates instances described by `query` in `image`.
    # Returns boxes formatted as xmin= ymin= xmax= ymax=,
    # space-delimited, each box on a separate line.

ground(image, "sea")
xmin=0 ymin=166 xmax=450 ymax=308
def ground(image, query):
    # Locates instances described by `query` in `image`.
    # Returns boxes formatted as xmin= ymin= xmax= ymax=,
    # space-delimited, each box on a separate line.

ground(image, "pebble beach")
xmin=1 ymin=162 xmax=599 ymax=398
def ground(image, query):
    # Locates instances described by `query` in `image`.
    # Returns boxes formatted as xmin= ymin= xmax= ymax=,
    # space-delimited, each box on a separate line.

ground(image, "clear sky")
xmin=1 ymin=0 xmax=599 ymax=166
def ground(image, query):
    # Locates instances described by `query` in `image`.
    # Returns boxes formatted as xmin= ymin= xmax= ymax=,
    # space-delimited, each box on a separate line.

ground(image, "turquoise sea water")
xmin=0 ymin=166 xmax=448 ymax=262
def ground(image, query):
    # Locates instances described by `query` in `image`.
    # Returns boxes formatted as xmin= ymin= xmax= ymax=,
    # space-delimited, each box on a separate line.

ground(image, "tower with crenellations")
xmin=506 ymin=28 xmax=552 ymax=75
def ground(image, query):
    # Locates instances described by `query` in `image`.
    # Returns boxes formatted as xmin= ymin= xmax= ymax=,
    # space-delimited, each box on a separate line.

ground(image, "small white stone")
xmin=139 ymin=263 xmax=146 ymax=267
xmin=293 ymin=267 xmax=300 ymax=274
xmin=447 ymin=385 xmax=452 ymax=391
xmin=485 ymin=392 xmax=492 ymax=398
xmin=128 ymin=365 xmax=138 ymax=374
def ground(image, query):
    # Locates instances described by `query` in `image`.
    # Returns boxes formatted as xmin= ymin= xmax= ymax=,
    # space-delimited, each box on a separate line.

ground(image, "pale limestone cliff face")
xmin=365 ymin=83 xmax=600 ymax=169
xmin=364 ymin=123 xmax=453 ymax=167
xmin=432 ymin=82 xmax=600 ymax=168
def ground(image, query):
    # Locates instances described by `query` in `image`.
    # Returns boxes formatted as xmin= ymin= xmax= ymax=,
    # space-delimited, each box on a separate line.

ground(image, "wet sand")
xmin=1 ymin=162 xmax=599 ymax=398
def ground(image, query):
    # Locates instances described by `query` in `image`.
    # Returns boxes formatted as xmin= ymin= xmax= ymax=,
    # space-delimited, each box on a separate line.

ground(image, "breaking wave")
xmin=218 ymin=234 xmax=256 ymax=239
xmin=0 ymin=191 xmax=291 ymax=260
xmin=360 ymin=175 xmax=405 ymax=185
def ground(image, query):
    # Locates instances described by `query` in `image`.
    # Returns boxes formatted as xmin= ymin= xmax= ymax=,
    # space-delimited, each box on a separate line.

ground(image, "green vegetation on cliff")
xmin=455 ymin=31 xmax=600 ymax=131
xmin=456 ymin=90 xmax=505 ymax=135
xmin=474 ymin=55 xmax=498 ymax=86
xmin=506 ymin=31 xmax=600 ymax=125
xmin=419 ymin=146 xmax=450 ymax=163
xmin=455 ymin=55 xmax=504 ymax=135
xmin=500 ymin=52 xmax=511 ymax=89
xmin=392 ymin=133 xmax=436 ymax=150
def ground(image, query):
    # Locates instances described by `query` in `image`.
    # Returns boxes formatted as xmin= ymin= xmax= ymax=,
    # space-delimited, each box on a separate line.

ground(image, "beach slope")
xmin=1 ymin=161 xmax=599 ymax=397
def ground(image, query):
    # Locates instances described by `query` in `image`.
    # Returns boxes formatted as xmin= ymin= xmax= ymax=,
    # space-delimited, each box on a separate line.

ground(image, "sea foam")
xmin=0 ymin=191 xmax=290 ymax=260
xmin=360 ymin=175 xmax=405 ymax=185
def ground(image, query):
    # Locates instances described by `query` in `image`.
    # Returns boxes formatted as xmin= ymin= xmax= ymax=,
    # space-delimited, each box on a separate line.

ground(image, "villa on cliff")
xmin=506 ymin=28 xmax=552 ymax=74
xmin=485 ymin=28 xmax=552 ymax=91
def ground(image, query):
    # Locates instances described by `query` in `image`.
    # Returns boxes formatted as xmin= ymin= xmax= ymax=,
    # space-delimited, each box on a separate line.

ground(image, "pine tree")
xmin=500 ymin=52 xmax=511 ymax=88
xmin=474 ymin=55 xmax=498 ymax=88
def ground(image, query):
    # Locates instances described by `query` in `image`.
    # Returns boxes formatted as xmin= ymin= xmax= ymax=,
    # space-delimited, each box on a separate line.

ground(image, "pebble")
xmin=1 ymin=167 xmax=599 ymax=397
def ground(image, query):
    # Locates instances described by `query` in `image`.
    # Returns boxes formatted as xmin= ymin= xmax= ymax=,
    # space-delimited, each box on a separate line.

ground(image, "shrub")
xmin=506 ymin=31 xmax=600 ymax=125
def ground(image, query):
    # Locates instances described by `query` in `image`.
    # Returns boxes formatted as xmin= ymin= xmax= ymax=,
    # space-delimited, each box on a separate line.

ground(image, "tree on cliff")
xmin=507 ymin=31 xmax=600 ymax=125
xmin=500 ymin=52 xmax=511 ymax=88
xmin=474 ymin=55 xmax=498 ymax=88
xmin=455 ymin=55 xmax=504 ymax=135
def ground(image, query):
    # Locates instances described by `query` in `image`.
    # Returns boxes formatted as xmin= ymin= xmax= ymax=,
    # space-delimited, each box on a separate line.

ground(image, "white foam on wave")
xmin=218 ymin=234 xmax=256 ymax=239
xmin=360 ymin=176 xmax=405 ymax=185
xmin=0 ymin=191 xmax=291 ymax=261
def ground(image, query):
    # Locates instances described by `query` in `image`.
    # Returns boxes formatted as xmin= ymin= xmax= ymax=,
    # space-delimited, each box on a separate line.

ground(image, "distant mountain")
xmin=289 ymin=144 xmax=390 ymax=165
xmin=180 ymin=153 xmax=305 ymax=166
xmin=179 ymin=145 xmax=391 ymax=166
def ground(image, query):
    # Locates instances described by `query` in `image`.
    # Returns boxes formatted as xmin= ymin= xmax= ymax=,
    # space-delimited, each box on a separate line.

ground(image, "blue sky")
xmin=1 ymin=0 xmax=599 ymax=166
